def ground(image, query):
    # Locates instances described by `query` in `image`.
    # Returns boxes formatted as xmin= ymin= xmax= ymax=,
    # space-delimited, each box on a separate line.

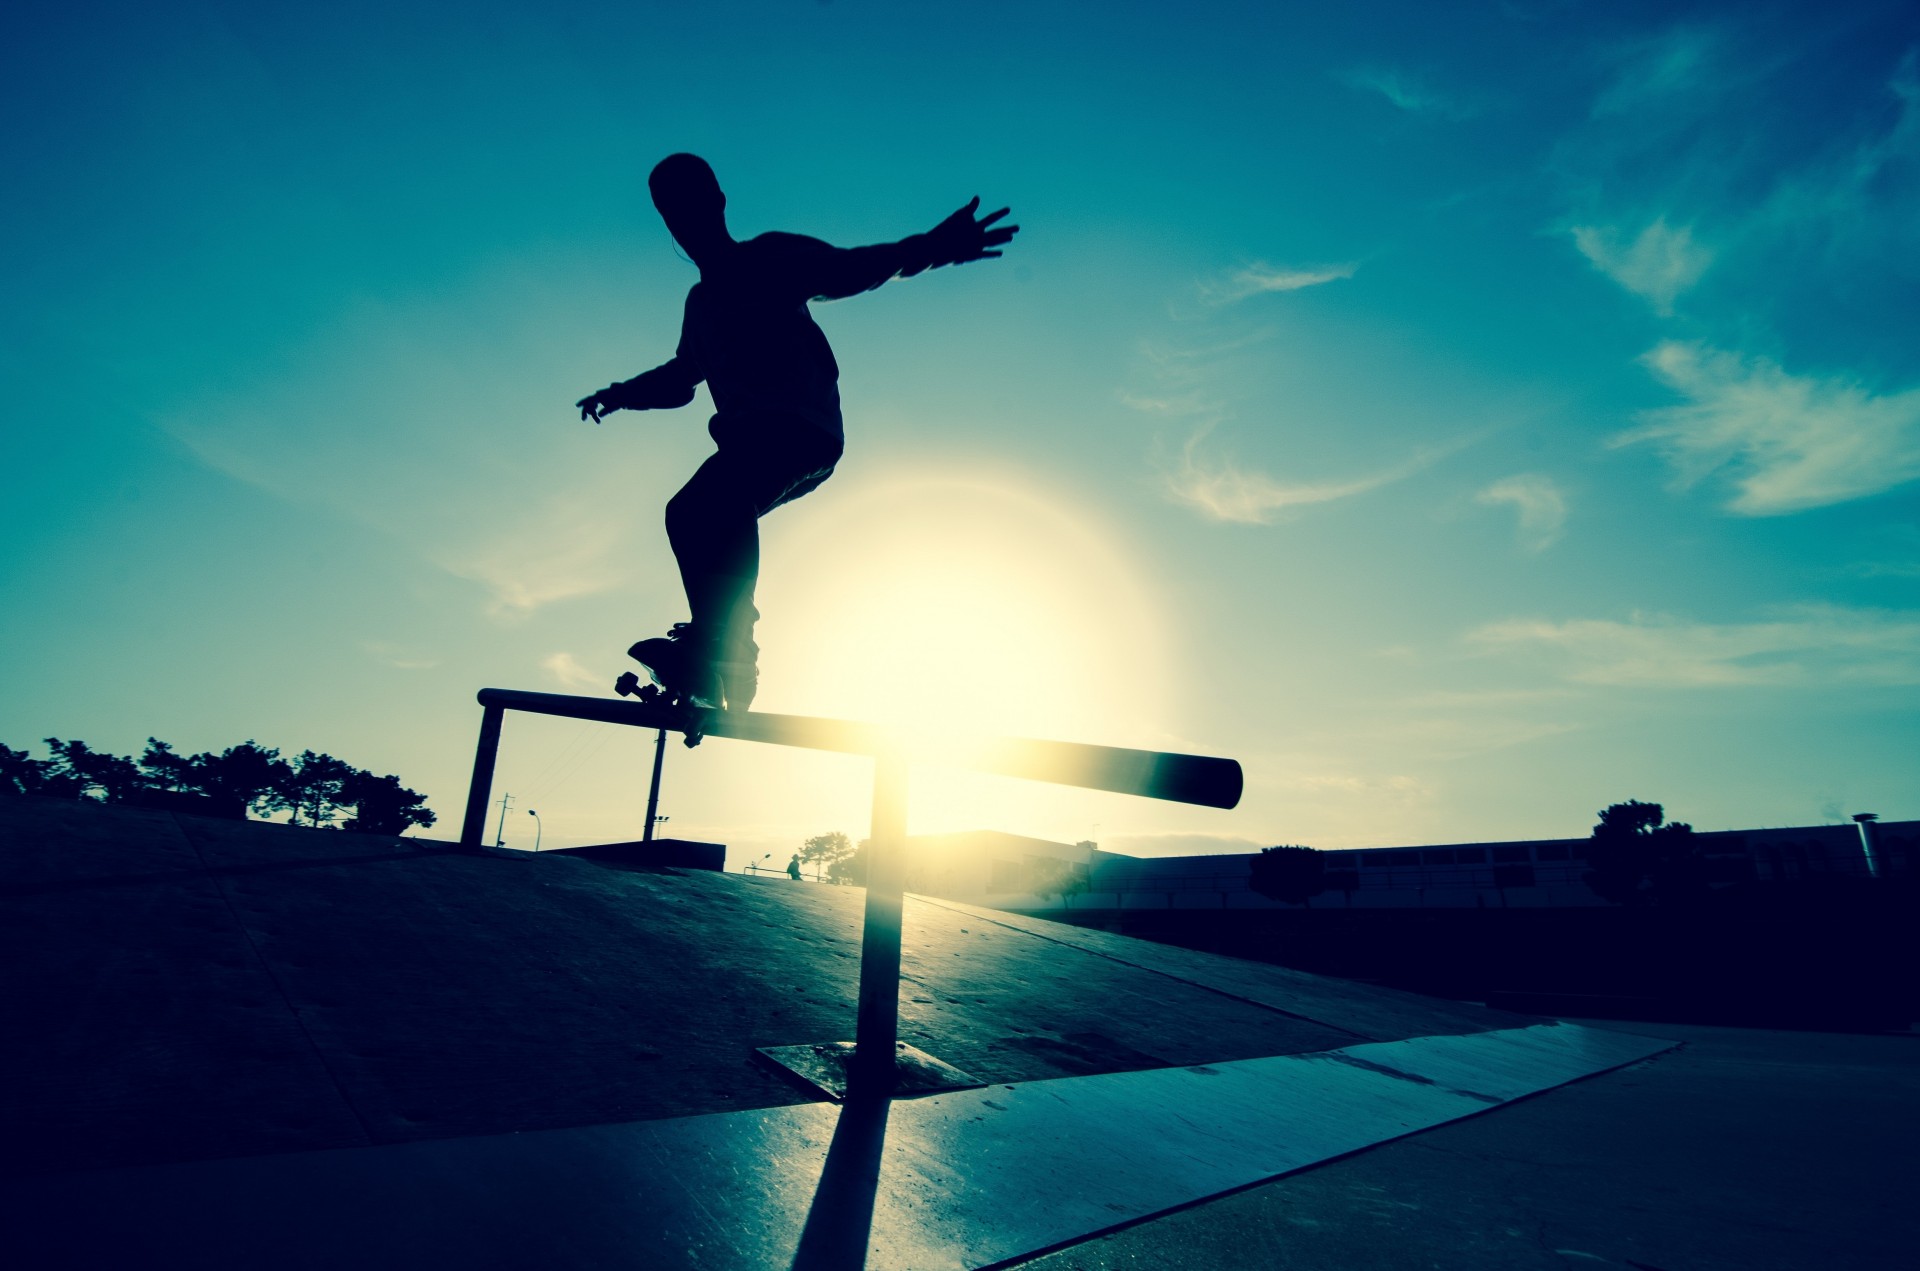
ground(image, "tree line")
xmin=0 ymin=735 xmax=436 ymax=835
xmin=786 ymin=800 xmax=1712 ymax=909
xmin=791 ymin=831 xmax=1094 ymax=907
xmin=1248 ymin=800 xmax=1706 ymax=908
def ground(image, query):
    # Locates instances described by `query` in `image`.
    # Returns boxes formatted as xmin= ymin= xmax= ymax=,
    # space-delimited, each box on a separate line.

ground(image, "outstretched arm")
xmin=576 ymin=357 xmax=701 ymax=424
xmin=804 ymin=198 xmax=1019 ymax=301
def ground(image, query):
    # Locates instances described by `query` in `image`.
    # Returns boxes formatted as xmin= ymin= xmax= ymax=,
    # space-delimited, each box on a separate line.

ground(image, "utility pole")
xmin=493 ymin=791 xmax=513 ymax=848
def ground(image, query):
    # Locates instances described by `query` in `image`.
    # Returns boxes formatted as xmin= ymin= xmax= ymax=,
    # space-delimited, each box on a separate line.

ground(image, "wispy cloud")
xmin=176 ymin=407 xmax=645 ymax=620
xmin=1470 ymin=605 xmax=1920 ymax=688
xmin=1366 ymin=688 xmax=1584 ymax=760
xmin=1555 ymin=30 xmax=1913 ymax=357
xmin=1569 ymin=218 xmax=1713 ymax=314
xmin=1116 ymin=387 xmax=1224 ymax=418
xmin=1849 ymin=561 xmax=1920 ymax=580
xmin=541 ymin=651 xmax=603 ymax=691
xmin=1615 ymin=341 xmax=1920 ymax=515
xmin=1164 ymin=424 xmax=1453 ymax=525
xmin=1198 ymin=262 xmax=1357 ymax=307
xmin=160 ymin=254 xmax=665 ymax=620
xmin=1279 ymin=771 xmax=1435 ymax=798
xmin=360 ymin=641 xmax=438 ymax=671
xmin=1118 ymin=330 xmax=1274 ymax=439
xmin=1591 ymin=25 xmax=1723 ymax=117
xmin=1341 ymin=66 xmax=1481 ymax=120
xmin=438 ymin=495 xmax=638 ymax=619
xmin=1399 ymin=688 xmax=1580 ymax=709
xmin=1372 ymin=715 xmax=1580 ymax=761
xmin=1748 ymin=49 xmax=1920 ymax=256
xmin=1475 ymin=473 xmax=1568 ymax=552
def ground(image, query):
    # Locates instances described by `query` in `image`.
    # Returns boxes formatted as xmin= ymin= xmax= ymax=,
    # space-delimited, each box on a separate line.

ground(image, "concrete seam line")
xmin=913 ymin=893 xmax=1375 ymax=1042
xmin=175 ymin=814 xmax=381 ymax=1148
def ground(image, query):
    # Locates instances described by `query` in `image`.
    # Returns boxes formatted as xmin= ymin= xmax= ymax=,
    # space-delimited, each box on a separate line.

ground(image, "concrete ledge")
xmin=541 ymin=837 xmax=726 ymax=872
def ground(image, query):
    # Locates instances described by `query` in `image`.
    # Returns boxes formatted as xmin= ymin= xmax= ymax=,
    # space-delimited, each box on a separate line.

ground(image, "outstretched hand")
xmin=577 ymin=391 xmax=610 ymax=424
xmin=928 ymin=196 xmax=1019 ymax=267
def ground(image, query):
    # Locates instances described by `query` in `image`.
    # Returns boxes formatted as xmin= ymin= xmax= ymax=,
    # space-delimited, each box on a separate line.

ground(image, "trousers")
xmin=663 ymin=413 xmax=843 ymax=654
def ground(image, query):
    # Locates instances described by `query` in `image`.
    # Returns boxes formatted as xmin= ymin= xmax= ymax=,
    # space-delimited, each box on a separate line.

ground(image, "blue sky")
xmin=5 ymin=0 xmax=1917 ymax=857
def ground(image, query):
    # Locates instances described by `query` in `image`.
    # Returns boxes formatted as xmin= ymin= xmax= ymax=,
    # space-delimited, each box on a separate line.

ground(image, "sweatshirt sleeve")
xmin=599 ymin=357 xmax=700 ymax=411
xmin=764 ymin=231 xmax=943 ymax=303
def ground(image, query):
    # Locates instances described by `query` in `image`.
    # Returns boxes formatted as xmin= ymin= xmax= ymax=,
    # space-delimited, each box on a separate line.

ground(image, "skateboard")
xmin=616 ymin=639 xmax=711 ymax=746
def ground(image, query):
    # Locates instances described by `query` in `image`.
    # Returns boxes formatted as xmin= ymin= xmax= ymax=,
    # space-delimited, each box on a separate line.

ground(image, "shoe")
xmin=714 ymin=625 xmax=759 ymax=712
xmin=627 ymin=624 xmax=723 ymax=708
xmin=715 ymin=657 xmax=758 ymax=712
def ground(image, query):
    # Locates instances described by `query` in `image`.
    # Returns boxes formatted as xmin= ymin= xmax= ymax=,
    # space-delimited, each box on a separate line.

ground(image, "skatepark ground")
xmin=1 ymin=796 xmax=1914 ymax=1268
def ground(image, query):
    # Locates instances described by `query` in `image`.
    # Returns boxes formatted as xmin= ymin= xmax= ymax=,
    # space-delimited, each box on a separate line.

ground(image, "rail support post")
xmin=643 ymin=728 xmax=667 ymax=843
xmin=471 ymin=684 xmax=1240 ymax=1100
xmin=461 ymin=705 xmax=505 ymax=849
xmin=850 ymin=750 xmax=908 ymax=1097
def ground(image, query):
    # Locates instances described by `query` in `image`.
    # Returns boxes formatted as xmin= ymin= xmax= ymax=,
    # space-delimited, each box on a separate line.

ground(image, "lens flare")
xmin=756 ymin=473 xmax=1172 ymax=757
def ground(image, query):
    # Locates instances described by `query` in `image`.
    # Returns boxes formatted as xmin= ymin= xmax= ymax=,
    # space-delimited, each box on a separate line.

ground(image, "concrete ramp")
xmin=1 ymin=799 xmax=1683 ymax=1267
xmin=9 ymin=1022 xmax=1672 ymax=1270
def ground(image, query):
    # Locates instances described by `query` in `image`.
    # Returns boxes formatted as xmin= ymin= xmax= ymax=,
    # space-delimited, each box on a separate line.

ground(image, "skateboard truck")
xmin=615 ymin=670 xmax=705 ymax=747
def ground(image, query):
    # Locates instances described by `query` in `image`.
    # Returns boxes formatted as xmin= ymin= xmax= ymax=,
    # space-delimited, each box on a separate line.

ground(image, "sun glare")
xmin=755 ymin=475 xmax=1172 ymax=753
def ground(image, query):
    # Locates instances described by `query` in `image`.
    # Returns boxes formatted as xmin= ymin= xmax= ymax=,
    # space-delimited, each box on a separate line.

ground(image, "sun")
xmin=753 ymin=473 xmax=1172 ymax=750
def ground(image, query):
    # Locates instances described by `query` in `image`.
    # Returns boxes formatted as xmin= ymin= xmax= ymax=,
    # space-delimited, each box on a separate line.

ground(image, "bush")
xmin=1585 ymin=800 xmax=1702 ymax=906
xmin=1249 ymin=844 xmax=1328 ymax=908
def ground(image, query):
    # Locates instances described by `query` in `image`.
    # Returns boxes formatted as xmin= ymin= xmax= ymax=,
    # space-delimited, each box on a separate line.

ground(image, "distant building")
xmin=906 ymin=819 xmax=1916 ymax=913
xmin=905 ymin=831 xmax=1095 ymax=908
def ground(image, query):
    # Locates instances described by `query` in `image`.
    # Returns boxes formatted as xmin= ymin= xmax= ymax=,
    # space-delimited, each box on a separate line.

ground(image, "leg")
xmin=662 ymin=420 xmax=842 ymax=706
xmin=664 ymin=451 xmax=761 ymax=650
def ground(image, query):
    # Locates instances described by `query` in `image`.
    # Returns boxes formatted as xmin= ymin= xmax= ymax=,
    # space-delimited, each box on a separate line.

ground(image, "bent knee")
xmin=666 ymin=486 xmax=754 ymax=544
xmin=664 ymin=486 xmax=705 ymax=536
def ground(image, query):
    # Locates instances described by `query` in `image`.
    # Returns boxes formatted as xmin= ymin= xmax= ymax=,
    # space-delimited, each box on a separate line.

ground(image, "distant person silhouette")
xmin=578 ymin=153 xmax=1017 ymax=710
xmin=787 ymin=852 xmax=804 ymax=881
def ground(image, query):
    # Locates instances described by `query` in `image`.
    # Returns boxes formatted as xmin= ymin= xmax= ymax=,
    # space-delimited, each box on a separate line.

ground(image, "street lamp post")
xmin=1852 ymin=813 xmax=1881 ymax=879
xmin=527 ymin=808 xmax=542 ymax=853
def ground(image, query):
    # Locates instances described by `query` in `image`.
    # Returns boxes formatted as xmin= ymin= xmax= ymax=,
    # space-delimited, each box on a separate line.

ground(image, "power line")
xmin=521 ymin=718 xmax=599 ymax=800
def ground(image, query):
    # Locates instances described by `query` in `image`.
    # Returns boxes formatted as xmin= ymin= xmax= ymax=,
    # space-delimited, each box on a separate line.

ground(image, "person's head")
xmin=649 ymin=153 xmax=729 ymax=263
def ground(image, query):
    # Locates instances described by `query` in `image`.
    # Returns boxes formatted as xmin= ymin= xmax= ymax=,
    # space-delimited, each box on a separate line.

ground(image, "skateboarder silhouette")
xmin=578 ymin=153 xmax=1017 ymax=711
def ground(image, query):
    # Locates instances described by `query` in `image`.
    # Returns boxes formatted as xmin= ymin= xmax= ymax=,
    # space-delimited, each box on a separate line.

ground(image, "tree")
xmin=3 ymin=735 xmax=431 ymax=832
xmin=43 ymin=738 xmax=142 ymax=803
xmin=278 ymin=750 xmax=357 ymax=827
xmin=194 ymin=742 xmax=293 ymax=820
xmin=1585 ymin=800 xmax=1703 ymax=906
xmin=137 ymin=739 xmax=198 ymax=793
xmin=827 ymin=838 xmax=870 ymax=886
xmin=1249 ymin=844 xmax=1328 ymax=908
xmin=0 ymin=744 xmax=78 ymax=798
xmin=123 ymin=738 xmax=248 ymax=817
xmin=800 ymin=831 xmax=854 ymax=881
xmin=339 ymin=771 xmax=436 ymax=835
xmin=1028 ymin=856 xmax=1090 ymax=909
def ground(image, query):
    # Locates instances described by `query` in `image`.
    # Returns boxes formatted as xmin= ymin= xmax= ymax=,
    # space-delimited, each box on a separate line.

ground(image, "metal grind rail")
xmin=461 ymin=686 xmax=1243 ymax=1098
